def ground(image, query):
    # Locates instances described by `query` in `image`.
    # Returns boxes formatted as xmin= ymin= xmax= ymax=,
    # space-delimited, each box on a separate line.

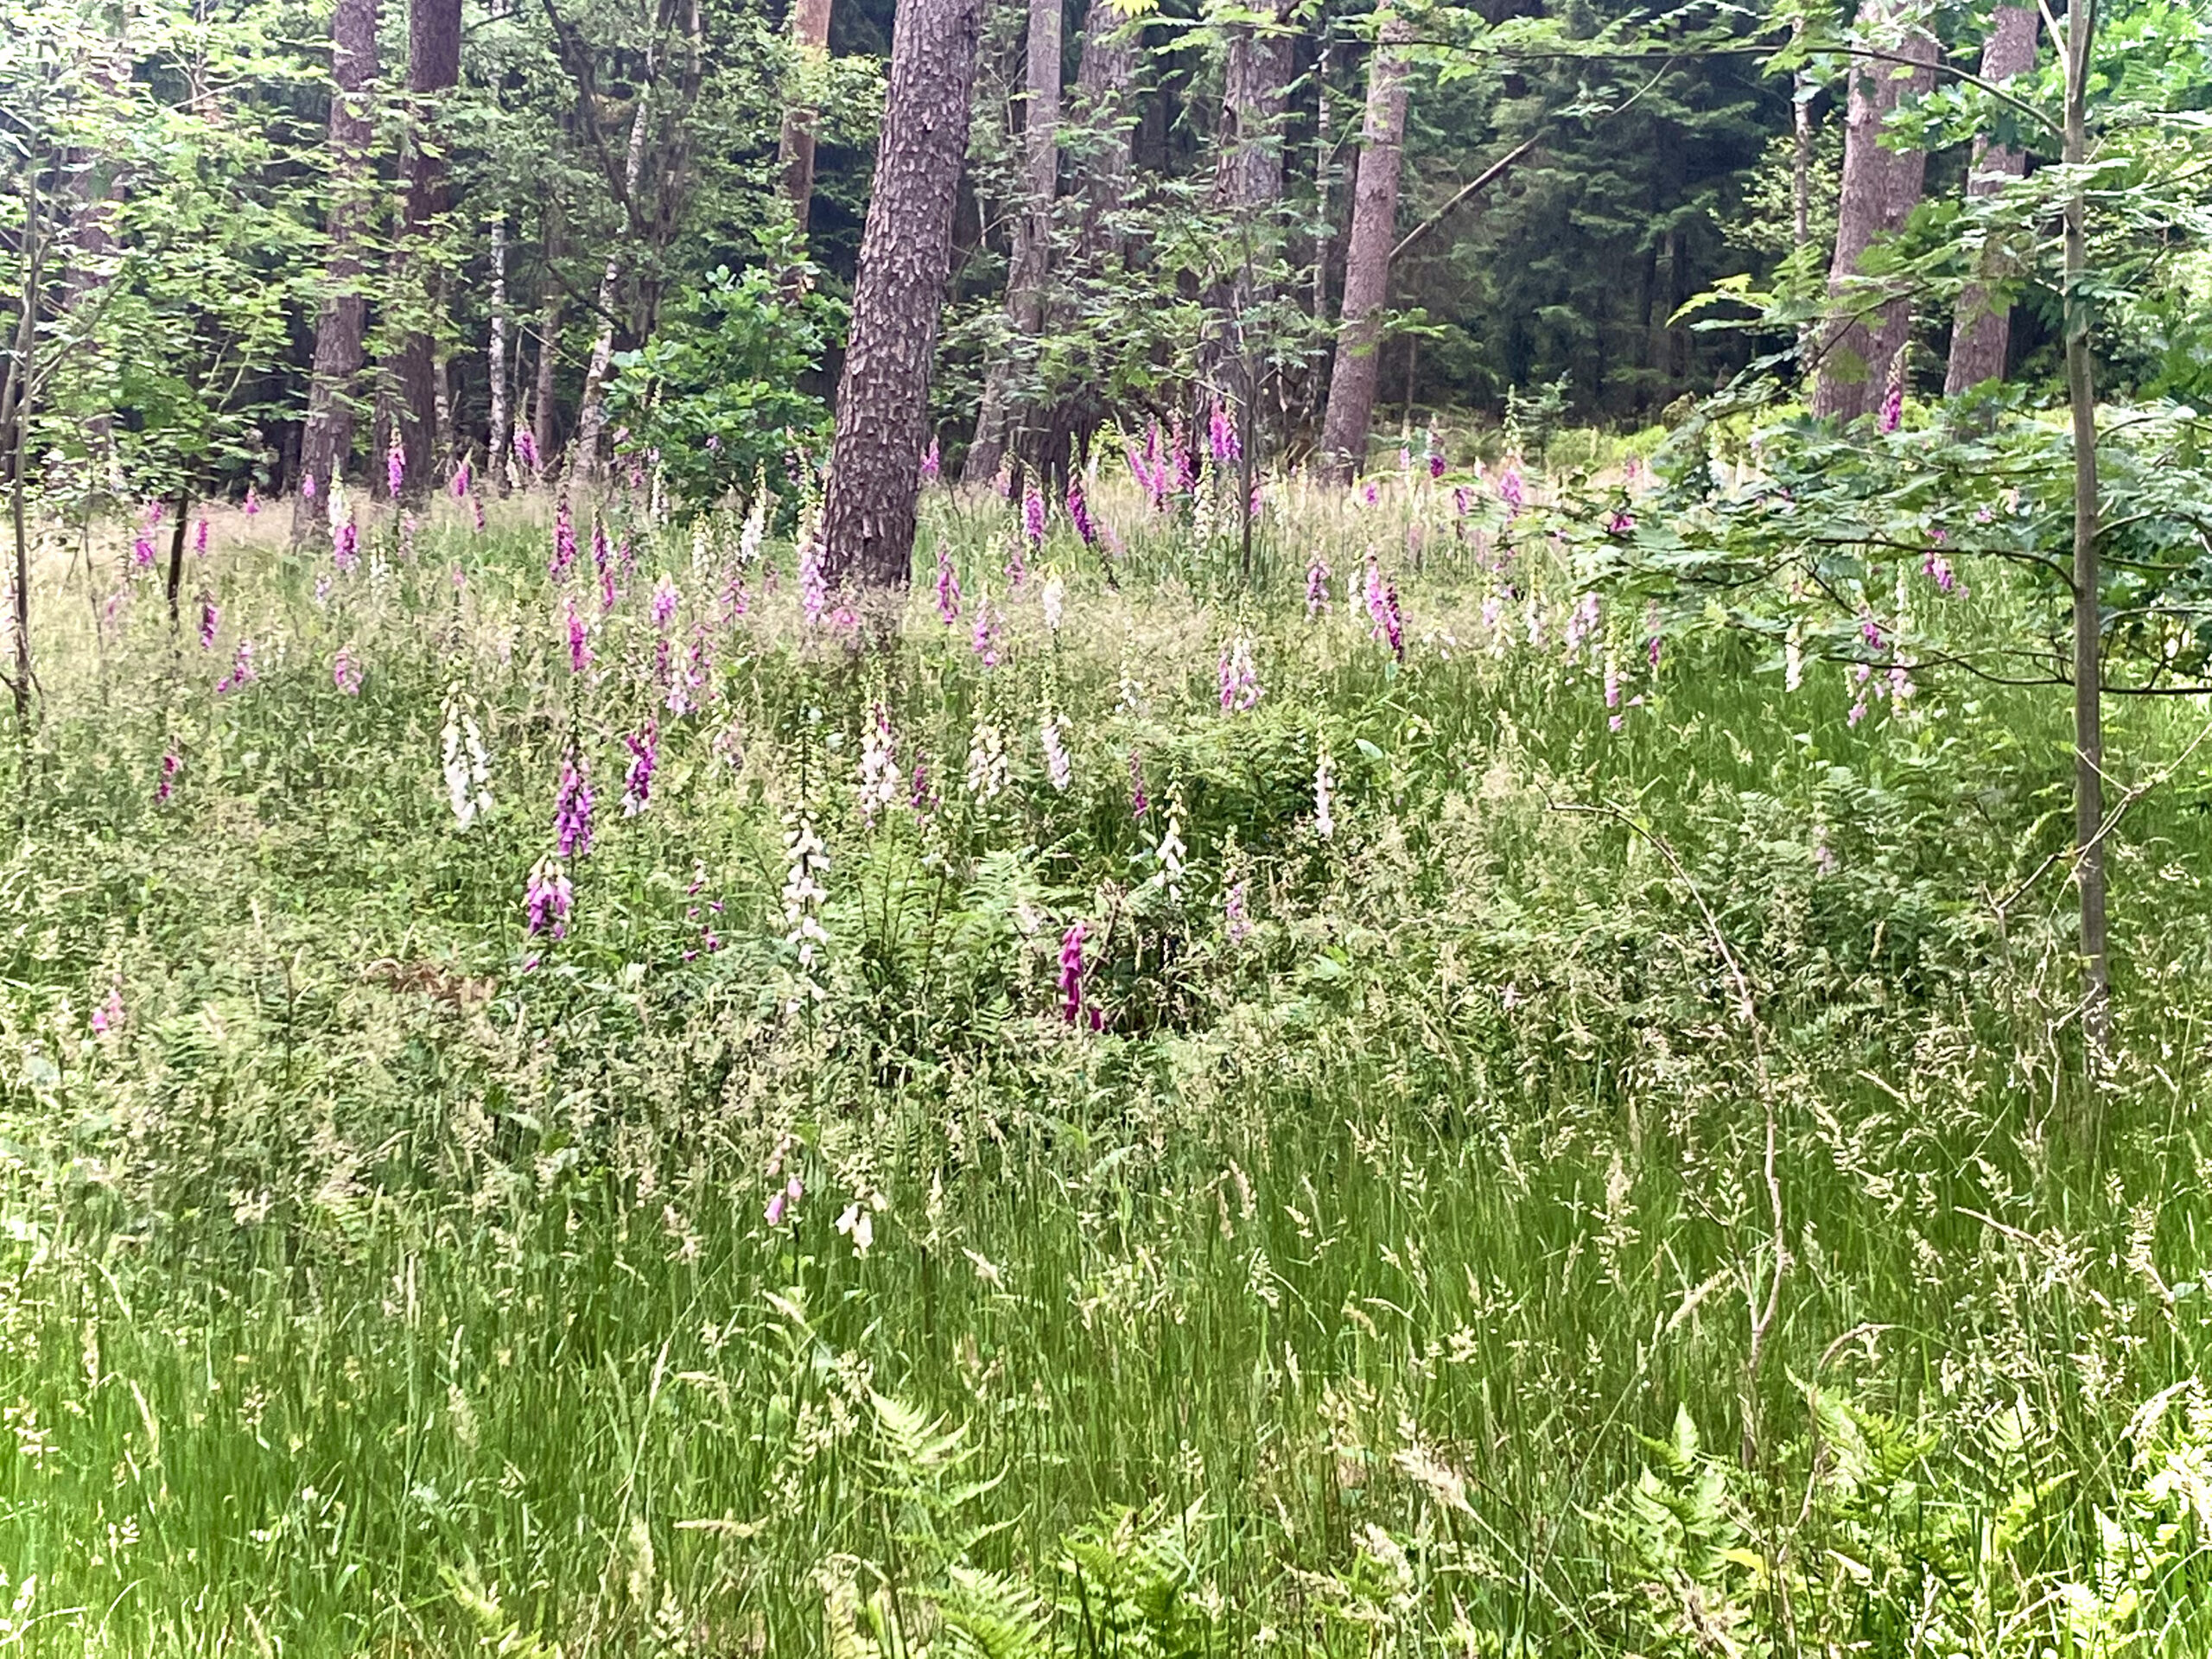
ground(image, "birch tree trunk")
xmin=294 ymin=0 xmax=378 ymax=541
xmin=778 ymin=0 xmax=836 ymax=236
xmin=963 ymin=0 xmax=1063 ymax=486
xmin=819 ymin=0 xmax=985 ymax=595
xmin=1944 ymin=3 xmax=2038 ymax=395
xmin=487 ymin=213 xmax=510 ymax=487
xmin=1809 ymin=0 xmax=1936 ymax=422
xmin=391 ymin=0 xmax=461 ymax=497
xmin=1318 ymin=10 xmax=1411 ymax=483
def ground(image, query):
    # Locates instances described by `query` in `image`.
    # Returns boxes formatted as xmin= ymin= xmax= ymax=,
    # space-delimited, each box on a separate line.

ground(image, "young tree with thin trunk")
xmin=554 ymin=0 xmax=705 ymax=482
xmin=571 ymin=81 xmax=655 ymax=481
xmin=1809 ymin=0 xmax=1936 ymax=422
xmin=963 ymin=0 xmax=1064 ymax=486
xmin=294 ymin=0 xmax=378 ymax=541
xmin=389 ymin=0 xmax=461 ymax=497
xmin=778 ymin=0 xmax=836 ymax=235
xmin=1201 ymin=0 xmax=1298 ymax=397
xmin=1035 ymin=0 xmax=1138 ymax=475
xmin=532 ymin=295 xmax=561 ymax=476
xmin=1312 ymin=35 xmax=1334 ymax=326
xmin=818 ymin=0 xmax=985 ymax=595
xmin=1944 ymin=3 xmax=2038 ymax=396
xmin=2056 ymin=0 xmax=2106 ymax=1056
xmin=1319 ymin=8 xmax=1411 ymax=484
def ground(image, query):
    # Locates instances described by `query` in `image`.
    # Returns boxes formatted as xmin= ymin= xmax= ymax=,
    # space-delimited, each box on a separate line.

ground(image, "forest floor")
xmin=3 ymin=467 xmax=2212 ymax=1656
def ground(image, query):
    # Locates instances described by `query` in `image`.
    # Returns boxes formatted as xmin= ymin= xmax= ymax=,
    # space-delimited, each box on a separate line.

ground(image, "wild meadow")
xmin=2 ymin=444 xmax=2211 ymax=1656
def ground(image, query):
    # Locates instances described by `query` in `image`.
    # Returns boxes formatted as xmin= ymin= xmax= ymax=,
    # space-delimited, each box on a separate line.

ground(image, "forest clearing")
xmin=5 ymin=0 xmax=2212 ymax=1650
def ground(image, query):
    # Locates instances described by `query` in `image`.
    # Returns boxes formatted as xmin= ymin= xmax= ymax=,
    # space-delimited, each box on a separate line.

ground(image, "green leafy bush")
xmin=607 ymin=259 xmax=842 ymax=513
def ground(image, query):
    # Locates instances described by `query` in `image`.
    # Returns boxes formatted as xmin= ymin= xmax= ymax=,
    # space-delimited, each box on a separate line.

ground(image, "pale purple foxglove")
xmin=551 ymin=497 xmax=577 ymax=579
xmin=554 ymin=753 xmax=594 ymax=858
xmin=1041 ymin=711 xmax=1071 ymax=791
xmin=215 ymin=639 xmax=257 ymax=694
xmin=566 ymin=600 xmax=593 ymax=673
xmin=1058 ymin=920 xmax=1094 ymax=1027
xmin=935 ymin=541 xmax=963 ymax=623
xmin=1209 ymin=399 xmax=1240 ymax=465
xmin=620 ymin=721 xmax=658 ymax=816
xmin=524 ymin=856 xmax=573 ymax=938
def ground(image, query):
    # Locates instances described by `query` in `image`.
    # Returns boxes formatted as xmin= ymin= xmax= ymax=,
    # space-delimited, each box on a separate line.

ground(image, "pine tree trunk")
xmin=571 ymin=85 xmax=654 ymax=482
xmin=1213 ymin=3 xmax=1296 ymax=216
xmin=487 ymin=213 xmax=510 ymax=487
xmin=390 ymin=0 xmax=461 ymax=497
xmin=294 ymin=0 xmax=378 ymax=541
xmin=778 ymin=0 xmax=836 ymax=236
xmin=819 ymin=0 xmax=985 ymax=596
xmin=1809 ymin=0 xmax=1936 ymax=422
xmin=1944 ymin=3 xmax=2038 ymax=396
xmin=1318 ymin=10 xmax=1411 ymax=483
xmin=1071 ymin=0 xmax=1135 ymax=268
xmin=963 ymin=0 xmax=1063 ymax=486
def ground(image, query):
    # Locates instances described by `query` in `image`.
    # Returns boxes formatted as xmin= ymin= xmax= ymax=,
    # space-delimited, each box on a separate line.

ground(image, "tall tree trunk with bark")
xmin=390 ymin=0 xmax=461 ymax=496
xmin=778 ymin=0 xmax=836 ymax=235
xmin=1071 ymin=0 xmax=1135 ymax=267
xmin=294 ymin=0 xmax=378 ymax=541
xmin=819 ymin=0 xmax=985 ymax=595
xmin=963 ymin=0 xmax=1063 ymax=486
xmin=1944 ymin=3 xmax=2038 ymax=395
xmin=1318 ymin=10 xmax=1411 ymax=483
xmin=1809 ymin=0 xmax=1936 ymax=422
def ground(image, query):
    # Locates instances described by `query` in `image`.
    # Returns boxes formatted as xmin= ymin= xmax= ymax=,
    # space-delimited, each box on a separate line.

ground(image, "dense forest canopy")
xmin=6 ymin=0 xmax=2204 ymax=517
